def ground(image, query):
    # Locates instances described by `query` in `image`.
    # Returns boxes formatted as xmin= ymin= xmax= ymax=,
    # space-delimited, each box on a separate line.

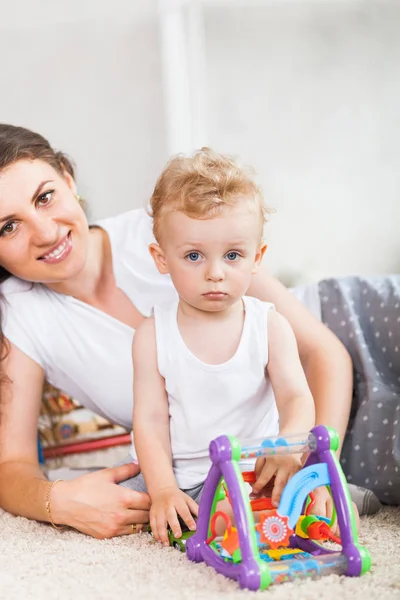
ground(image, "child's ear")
xmin=149 ymin=243 xmax=169 ymax=275
xmin=252 ymin=242 xmax=267 ymax=274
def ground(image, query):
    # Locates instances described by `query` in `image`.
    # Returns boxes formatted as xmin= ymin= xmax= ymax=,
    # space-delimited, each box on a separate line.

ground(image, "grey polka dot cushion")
xmin=318 ymin=276 xmax=400 ymax=504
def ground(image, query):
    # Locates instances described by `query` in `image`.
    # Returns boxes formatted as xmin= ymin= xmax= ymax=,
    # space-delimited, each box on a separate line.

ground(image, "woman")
xmin=0 ymin=124 xmax=378 ymax=539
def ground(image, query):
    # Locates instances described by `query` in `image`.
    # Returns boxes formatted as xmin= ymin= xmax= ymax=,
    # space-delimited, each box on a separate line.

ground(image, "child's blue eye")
xmin=225 ymin=251 xmax=240 ymax=261
xmin=186 ymin=252 xmax=201 ymax=262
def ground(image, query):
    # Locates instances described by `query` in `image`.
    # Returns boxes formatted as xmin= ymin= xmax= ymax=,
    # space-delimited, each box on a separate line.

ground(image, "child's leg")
xmin=182 ymin=482 xmax=204 ymax=504
xmin=118 ymin=471 xmax=147 ymax=493
xmin=114 ymin=457 xmax=148 ymax=493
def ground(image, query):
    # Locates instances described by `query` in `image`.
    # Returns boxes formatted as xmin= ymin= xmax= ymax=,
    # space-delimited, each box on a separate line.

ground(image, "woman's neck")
xmin=45 ymin=227 xmax=114 ymax=303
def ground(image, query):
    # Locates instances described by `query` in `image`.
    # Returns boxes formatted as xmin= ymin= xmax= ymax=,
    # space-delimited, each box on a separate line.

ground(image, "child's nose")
xmin=206 ymin=261 xmax=225 ymax=282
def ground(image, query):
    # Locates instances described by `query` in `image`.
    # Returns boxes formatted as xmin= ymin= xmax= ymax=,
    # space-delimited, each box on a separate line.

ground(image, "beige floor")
xmin=0 ymin=446 xmax=399 ymax=600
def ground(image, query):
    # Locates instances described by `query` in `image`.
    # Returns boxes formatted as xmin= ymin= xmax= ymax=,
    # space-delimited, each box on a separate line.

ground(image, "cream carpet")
xmin=0 ymin=447 xmax=399 ymax=600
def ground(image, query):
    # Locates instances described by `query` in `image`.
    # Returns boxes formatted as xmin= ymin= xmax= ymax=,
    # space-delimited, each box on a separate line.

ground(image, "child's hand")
xmin=252 ymin=454 xmax=302 ymax=507
xmin=150 ymin=487 xmax=198 ymax=546
xmin=309 ymin=486 xmax=334 ymax=521
xmin=308 ymin=486 xmax=360 ymax=534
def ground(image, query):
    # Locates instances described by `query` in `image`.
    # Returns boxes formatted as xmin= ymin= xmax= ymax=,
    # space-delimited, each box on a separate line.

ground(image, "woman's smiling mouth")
xmin=38 ymin=232 xmax=72 ymax=264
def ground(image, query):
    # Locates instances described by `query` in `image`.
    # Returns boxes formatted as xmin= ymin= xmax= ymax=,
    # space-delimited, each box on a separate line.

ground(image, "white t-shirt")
xmin=1 ymin=209 xmax=177 ymax=429
xmin=153 ymin=296 xmax=279 ymax=489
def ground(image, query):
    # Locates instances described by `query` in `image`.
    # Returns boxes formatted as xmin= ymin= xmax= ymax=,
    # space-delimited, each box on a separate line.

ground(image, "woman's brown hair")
xmin=0 ymin=124 xmax=75 ymax=380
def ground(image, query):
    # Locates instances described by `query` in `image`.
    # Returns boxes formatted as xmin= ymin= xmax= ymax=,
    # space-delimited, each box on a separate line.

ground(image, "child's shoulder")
xmin=243 ymin=295 xmax=275 ymax=313
xmin=133 ymin=315 xmax=157 ymax=352
xmin=152 ymin=299 xmax=179 ymax=320
xmin=135 ymin=314 xmax=156 ymax=336
xmin=243 ymin=296 xmax=290 ymax=335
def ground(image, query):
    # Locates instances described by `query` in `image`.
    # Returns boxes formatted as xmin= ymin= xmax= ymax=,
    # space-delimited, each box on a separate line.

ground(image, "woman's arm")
xmin=247 ymin=267 xmax=353 ymax=451
xmin=0 ymin=342 xmax=50 ymax=519
xmin=0 ymin=342 xmax=150 ymax=538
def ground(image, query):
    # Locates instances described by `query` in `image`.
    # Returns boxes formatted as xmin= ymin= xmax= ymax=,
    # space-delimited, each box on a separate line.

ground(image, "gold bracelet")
xmin=45 ymin=479 xmax=65 ymax=530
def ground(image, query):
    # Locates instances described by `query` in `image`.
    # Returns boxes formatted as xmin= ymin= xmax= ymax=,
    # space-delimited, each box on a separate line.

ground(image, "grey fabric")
xmin=318 ymin=276 xmax=400 ymax=504
xmin=118 ymin=466 xmax=204 ymax=503
xmin=119 ymin=471 xmax=148 ymax=493
xmin=347 ymin=483 xmax=382 ymax=515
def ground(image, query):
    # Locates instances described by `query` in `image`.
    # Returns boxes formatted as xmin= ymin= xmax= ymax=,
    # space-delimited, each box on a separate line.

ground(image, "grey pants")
xmin=318 ymin=276 xmax=400 ymax=504
xmin=119 ymin=470 xmax=204 ymax=504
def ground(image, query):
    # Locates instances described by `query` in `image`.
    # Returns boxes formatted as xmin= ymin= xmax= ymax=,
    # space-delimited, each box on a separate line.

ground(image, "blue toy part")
xmin=278 ymin=463 xmax=330 ymax=529
xmin=261 ymin=439 xmax=275 ymax=449
xmin=241 ymin=433 xmax=311 ymax=460
xmin=259 ymin=553 xmax=275 ymax=563
xmin=274 ymin=438 xmax=289 ymax=451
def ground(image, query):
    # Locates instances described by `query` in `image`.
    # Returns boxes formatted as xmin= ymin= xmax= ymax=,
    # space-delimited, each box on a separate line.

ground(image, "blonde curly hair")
xmin=149 ymin=147 xmax=273 ymax=243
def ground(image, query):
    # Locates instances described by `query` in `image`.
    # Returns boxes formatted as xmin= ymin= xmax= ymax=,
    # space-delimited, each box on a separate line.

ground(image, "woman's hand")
xmin=51 ymin=462 xmax=151 ymax=539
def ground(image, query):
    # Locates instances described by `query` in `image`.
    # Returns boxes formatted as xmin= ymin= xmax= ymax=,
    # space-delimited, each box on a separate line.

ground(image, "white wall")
xmin=205 ymin=1 xmax=400 ymax=281
xmin=0 ymin=0 xmax=166 ymax=221
xmin=1 ymin=1 xmax=399 ymax=282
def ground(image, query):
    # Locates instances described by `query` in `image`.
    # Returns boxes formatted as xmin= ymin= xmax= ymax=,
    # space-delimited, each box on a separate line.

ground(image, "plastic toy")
xmin=184 ymin=425 xmax=371 ymax=591
xmin=168 ymin=519 xmax=197 ymax=551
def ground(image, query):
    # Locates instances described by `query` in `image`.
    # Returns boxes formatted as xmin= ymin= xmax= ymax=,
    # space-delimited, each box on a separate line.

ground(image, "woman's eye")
xmin=0 ymin=221 xmax=17 ymax=236
xmin=186 ymin=252 xmax=201 ymax=262
xmin=36 ymin=190 xmax=54 ymax=207
xmin=225 ymin=251 xmax=240 ymax=261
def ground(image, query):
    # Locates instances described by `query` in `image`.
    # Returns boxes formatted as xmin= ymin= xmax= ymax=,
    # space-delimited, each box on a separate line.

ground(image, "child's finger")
xmin=156 ymin=513 xmax=170 ymax=546
xmin=252 ymin=462 xmax=276 ymax=495
xmin=254 ymin=457 xmax=265 ymax=478
xmin=177 ymin=502 xmax=197 ymax=532
xmin=150 ymin=513 xmax=159 ymax=541
xmin=166 ymin=506 xmax=182 ymax=539
xmin=271 ymin=470 xmax=290 ymax=507
xmin=187 ymin=497 xmax=199 ymax=518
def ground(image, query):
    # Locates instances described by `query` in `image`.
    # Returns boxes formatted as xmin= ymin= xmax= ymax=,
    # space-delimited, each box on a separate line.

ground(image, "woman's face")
xmin=0 ymin=159 xmax=90 ymax=283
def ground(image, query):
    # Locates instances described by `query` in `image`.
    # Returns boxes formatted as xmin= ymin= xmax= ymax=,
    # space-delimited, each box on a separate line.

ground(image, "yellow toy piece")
xmin=265 ymin=548 xmax=305 ymax=561
xmin=296 ymin=515 xmax=309 ymax=539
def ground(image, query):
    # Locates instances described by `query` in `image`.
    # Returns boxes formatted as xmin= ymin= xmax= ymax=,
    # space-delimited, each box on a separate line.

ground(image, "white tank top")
xmin=153 ymin=296 xmax=279 ymax=489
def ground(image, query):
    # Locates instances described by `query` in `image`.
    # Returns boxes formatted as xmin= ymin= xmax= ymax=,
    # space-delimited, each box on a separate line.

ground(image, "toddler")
xmin=131 ymin=148 xmax=315 ymax=545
